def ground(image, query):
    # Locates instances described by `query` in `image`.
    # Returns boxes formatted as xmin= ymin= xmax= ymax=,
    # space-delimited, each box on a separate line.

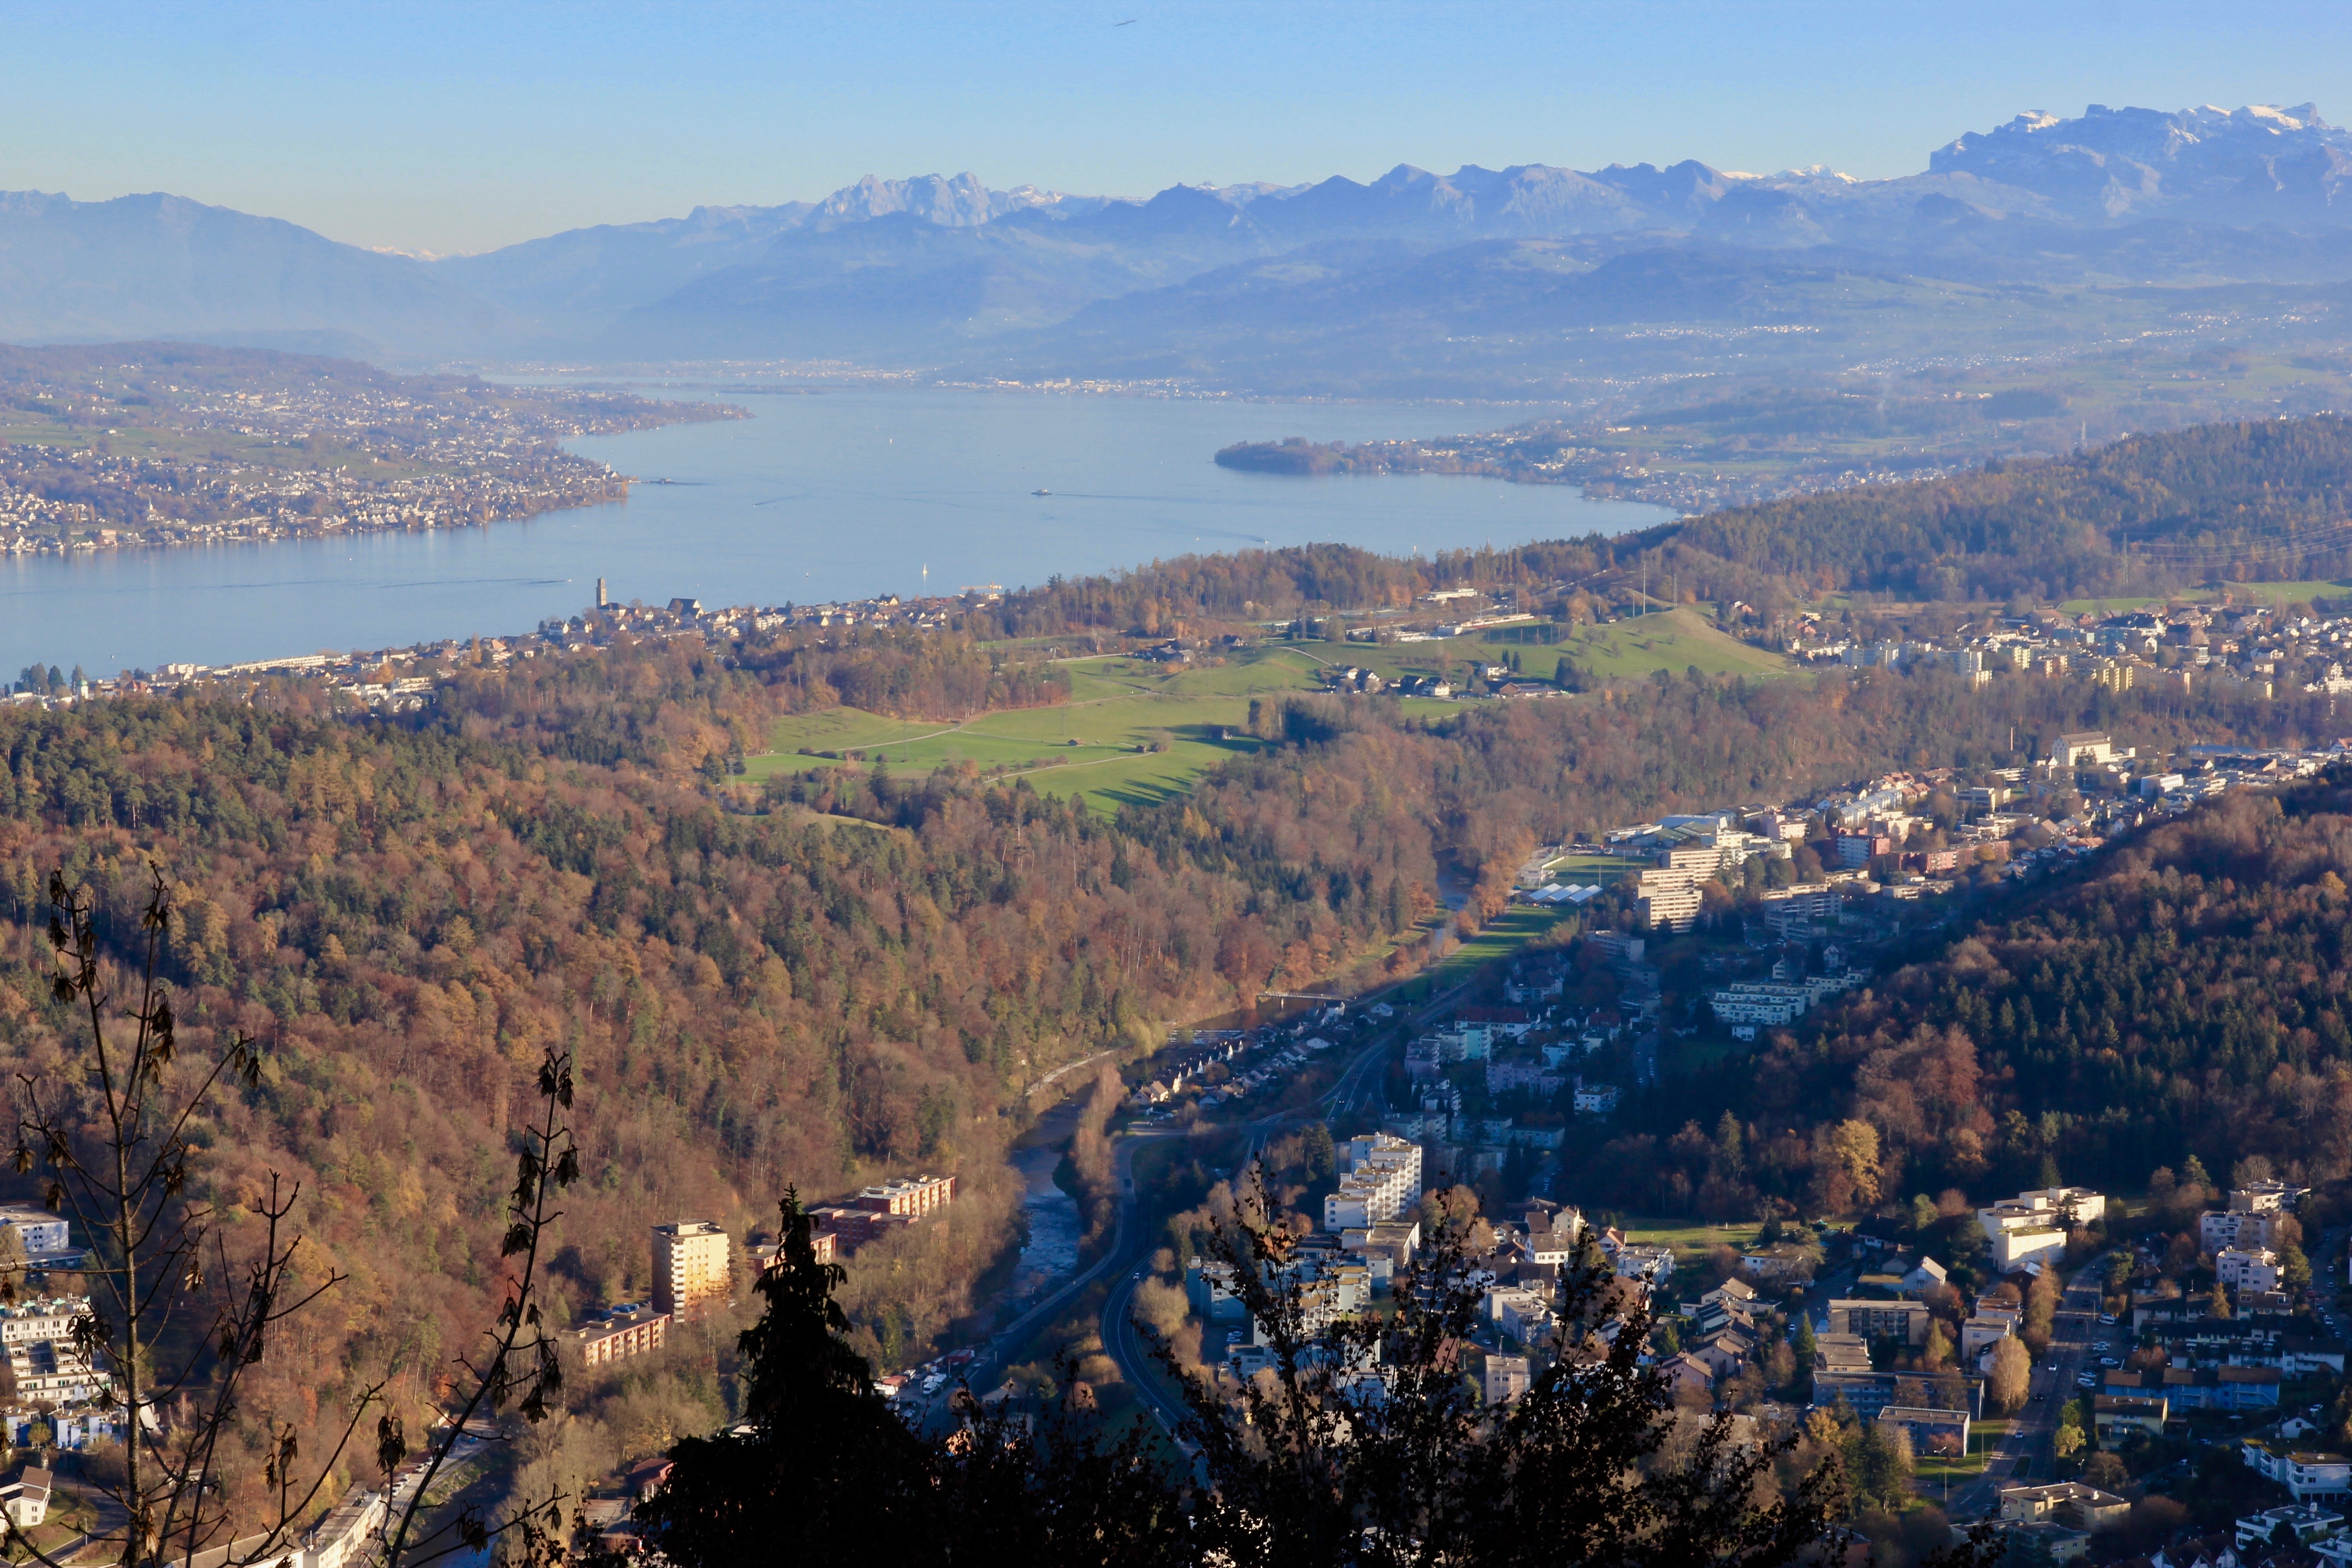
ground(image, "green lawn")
xmin=747 ymin=647 xmax=1338 ymax=816
xmin=1329 ymin=608 xmax=1791 ymax=687
xmin=745 ymin=614 xmax=1782 ymax=820
xmin=1377 ymin=905 xmax=1577 ymax=1006
xmin=1618 ymin=1219 xmax=1767 ymax=1256
xmin=1543 ymin=851 xmax=1633 ymax=882
xmin=2058 ymin=578 xmax=2352 ymax=613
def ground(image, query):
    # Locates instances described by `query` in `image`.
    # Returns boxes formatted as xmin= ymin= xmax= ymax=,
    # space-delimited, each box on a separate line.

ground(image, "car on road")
xmin=922 ymin=1374 xmax=946 ymax=1396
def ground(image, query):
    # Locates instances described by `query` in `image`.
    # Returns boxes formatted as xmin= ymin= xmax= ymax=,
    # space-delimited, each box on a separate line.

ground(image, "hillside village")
xmin=0 ymin=359 xmax=736 ymax=554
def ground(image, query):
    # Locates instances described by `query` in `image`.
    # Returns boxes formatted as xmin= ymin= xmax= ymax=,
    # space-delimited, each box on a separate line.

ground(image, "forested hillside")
xmin=1665 ymin=415 xmax=2352 ymax=603
xmin=1576 ymin=779 xmax=2352 ymax=1223
xmin=0 ymin=688 xmax=1427 ymax=1475
xmin=0 ymin=623 xmax=2342 ymax=1504
xmin=899 ymin=417 xmax=2352 ymax=640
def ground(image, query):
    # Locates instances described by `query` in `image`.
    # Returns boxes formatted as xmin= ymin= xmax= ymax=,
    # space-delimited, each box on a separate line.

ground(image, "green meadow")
xmin=746 ymin=647 xmax=1332 ymax=816
xmin=746 ymin=611 xmax=1789 ymax=818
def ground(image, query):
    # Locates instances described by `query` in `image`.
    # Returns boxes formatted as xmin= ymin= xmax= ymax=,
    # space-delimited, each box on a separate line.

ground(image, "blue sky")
xmin=4 ymin=0 xmax=2347 ymax=255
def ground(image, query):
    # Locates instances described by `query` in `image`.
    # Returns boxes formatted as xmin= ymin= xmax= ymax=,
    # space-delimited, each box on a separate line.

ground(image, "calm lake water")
xmin=0 ymin=385 xmax=1671 ymax=677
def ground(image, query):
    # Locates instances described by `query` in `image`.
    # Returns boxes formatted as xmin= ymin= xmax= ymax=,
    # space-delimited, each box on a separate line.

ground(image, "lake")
xmin=0 ymin=384 xmax=1671 ymax=677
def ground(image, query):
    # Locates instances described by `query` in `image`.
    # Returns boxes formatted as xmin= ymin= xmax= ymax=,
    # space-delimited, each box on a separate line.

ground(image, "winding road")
xmin=1088 ymin=975 xmax=1476 ymax=1433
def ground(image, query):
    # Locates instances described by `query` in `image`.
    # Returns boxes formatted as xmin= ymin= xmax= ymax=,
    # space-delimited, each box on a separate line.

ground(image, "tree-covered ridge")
xmin=1669 ymin=415 xmax=2352 ymax=603
xmin=428 ymin=627 xmax=1068 ymax=776
xmin=921 ymin=417 xmax=2352 ymax=638
xmin=1774 ymin=783 xmax=2352 ymax=1202
xmin=962 ymin=538 xmax=1633 ymax=637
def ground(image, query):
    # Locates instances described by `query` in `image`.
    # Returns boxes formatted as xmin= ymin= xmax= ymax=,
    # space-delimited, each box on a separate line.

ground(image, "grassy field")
xmin=747 ymin=647 xmax=1335 ymax=816
xmin=1542 ymin=851 xmax=1632 ymax=882
xmin=1333 ymin=608 xmax=1790 ymax=686
xmin=1370 ymin=905 xmax=1578 ymax=1009
xmin=2058 ymin=578 xmax=2352 ymax=614
xmin=745 ymin=612 xmax=1783 ymax=819
xmin=1619 ymin=1219 xmax=1768 ymax=1256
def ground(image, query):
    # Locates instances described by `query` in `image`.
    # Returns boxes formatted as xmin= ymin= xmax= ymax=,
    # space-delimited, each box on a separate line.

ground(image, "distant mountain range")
xmin=5 ymin=102 xmax=2352 ymax=387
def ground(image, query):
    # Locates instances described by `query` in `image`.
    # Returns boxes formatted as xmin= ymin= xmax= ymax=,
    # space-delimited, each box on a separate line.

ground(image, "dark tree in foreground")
xmin=1171 ymin=1179 xmax=1851 ymax=1568
xmin=8 ymin=871 xmax=372 ymax=1568
xmin=636 ymin=1191 xmax=1185 ymax=1567
xmin=4 ymin=871 xmax=588 ymax=1568
xmin=631 ymin=1175 xmax=2007 ymax=1568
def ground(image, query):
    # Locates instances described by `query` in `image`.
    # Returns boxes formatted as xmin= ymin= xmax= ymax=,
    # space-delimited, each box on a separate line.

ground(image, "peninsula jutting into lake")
xmin=0 ymin=342 xmax=738 ymax=557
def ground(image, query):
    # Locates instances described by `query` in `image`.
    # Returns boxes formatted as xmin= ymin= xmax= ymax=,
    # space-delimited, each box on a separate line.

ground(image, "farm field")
xmin=745 ymin=612 xmax=1784 ymax=818
xmin=1332 ymin=607 xmax=1791 ymax=686
xmin=746 ymin=646 xmax=1334 ymax=816
xmin=2057 ymin=578 xmax=2352 ymax=614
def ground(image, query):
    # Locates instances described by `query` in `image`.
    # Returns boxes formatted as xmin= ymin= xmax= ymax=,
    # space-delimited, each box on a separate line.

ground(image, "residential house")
xmin=1688 ymin=1328 xmax=1756 ymax=1382
xmin=1999 ymin=1480 xmax=2130 ymax=1535
xmin=1484 ymin=1354 xmax=1531 ymax=1408
xmin=1901 ymin=1258 xmax=1950 ymax=1297
xmin=1612 ymin=1244 xmax=1674 ymax=1290
xmin=2234 ymin=1503 xmax=2342 ymax=1552
xmin=2243 ymin=1439 xmax=2352 ymax=1503
xmin=2218 ymin=1248 xmax=2282 ymax=1294
xmin=1736 ymin=1243 xmax=1815 ymax=1286
xmin=0 ymin=1467 xmax=49 ymax=1529
xmin=1485 ymin=1285 xmax=1555 ymax=1344
xmin=1829 ymin=1299 xmax=1930 ymax=1346
xmin=1660 ymin=1352 xmax=1715 ymax=1400
xmin=2092 ymin=1393 xmax=2168 ymax=1446
xmin=1877 ymin=1406 xmax=1969 ymax=1457
xmin=1963 ymin=1305 xmax=2022 ymax=1365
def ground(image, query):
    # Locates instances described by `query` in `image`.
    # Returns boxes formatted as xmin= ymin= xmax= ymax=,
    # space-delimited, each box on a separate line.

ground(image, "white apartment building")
xmin=0 ymin=1205 xmax=71 ymax=1259
xmin=1708 ymin=983 xmax=1813 ymax=1027
xmin=2244 ymin=1441 xmax=2352 ymax=1504
xmin=2201 ymin=1183 xmax=2301 ymax=1254
xmin=1485 ymin=1286 xmax=1554 ymax=1344
xmin=1637 ymin=869 xmax=1702 ymax=932
xmin=1323 ymin=1134 xmax=1424 ymax=1231
xmin=2219 ymin=1247 xmax=2283 ymax=1293
xmin=652 ymin=1220 xmax=732 ymax=1323
xmin=1977 ymin=1187 xmax=2104 ymax=1271
xmin=1613 ymin=1244 xmax=1675 ymax=1289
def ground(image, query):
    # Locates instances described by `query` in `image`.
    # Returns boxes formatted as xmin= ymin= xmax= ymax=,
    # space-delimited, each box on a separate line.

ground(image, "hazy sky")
xmin=5 ymin=0 xmax=2347 ymax=256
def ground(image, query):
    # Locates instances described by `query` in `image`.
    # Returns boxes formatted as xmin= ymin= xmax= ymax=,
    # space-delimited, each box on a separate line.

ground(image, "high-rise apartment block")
xmin=1323 ymin=1134 xmax=1424 ymax=1231
xmin=652 ymin=1220 xmax=731 ymax=1323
